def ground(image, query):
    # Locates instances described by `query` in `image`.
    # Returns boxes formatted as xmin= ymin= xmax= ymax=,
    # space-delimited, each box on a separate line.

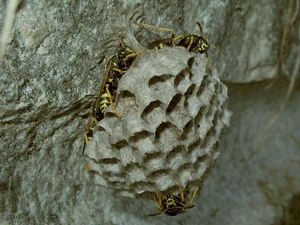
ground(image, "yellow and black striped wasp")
xmin=149 ymin=186 xmax=198 ymax=216
xmin=83 ymin=41 xmax=137 ymax=152
xmin=136 ymin=21 xmax=210 ymax=55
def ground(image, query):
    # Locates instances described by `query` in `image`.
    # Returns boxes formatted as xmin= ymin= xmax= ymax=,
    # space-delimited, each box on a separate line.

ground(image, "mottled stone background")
xmin=0 ymin=0 xmax=299 ymax=225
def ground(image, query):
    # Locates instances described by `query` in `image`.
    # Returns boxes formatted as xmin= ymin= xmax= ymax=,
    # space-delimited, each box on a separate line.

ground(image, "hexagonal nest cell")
xmin=84 ymin=47 xmax=230 ymax=198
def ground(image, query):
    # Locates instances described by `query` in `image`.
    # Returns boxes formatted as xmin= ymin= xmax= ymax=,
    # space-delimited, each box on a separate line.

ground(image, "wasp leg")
xmin=125 ymin=52 xmax=137 ymax=60
xmin=124 ymin=49 xmax=143 ymax=63
xmin=82 ymin=138 xmax=87 ymax=155
xmin=154 ymin=192 xmax=163 ymax=210
xmin=110 ymin=102 xmax=123 ymax=117
xmin=113 ymin=68 xmax=127 ymax=74
xmin=106 ymin=88 xmax=123 ymax=118
xmin=195 ymin=21 xmax=203 ymax=34
xmin=171 ymin=34 xmax=185 ymax=46
xmin=82 ymin=116 xmax=97 ymax=155
xmin=205 ymin=55 xmax=212 ymax=72
xmin=172 ymin=34 xmax=194 ymax=51
xmin=148 ymin=192 xmax=164 ymax=216
xmin=127 ymin=49 xmax=145 ymax=60
xmin=82 ymin=133 xmax=92 ymax=155
xmin=178 ymin=185 xmax=185 ymax=203
xmin=135 ymin=21 xmax=175 ymax=34
xmin=84 ymin=133 xmax=91 ymax=145
xmin=205 ymin=41 xmax=223 ymax=56
xmin=187 ymin=35 xmax=194 ymax=51
xmin=186 ymin=186 xmax=199 ymax=207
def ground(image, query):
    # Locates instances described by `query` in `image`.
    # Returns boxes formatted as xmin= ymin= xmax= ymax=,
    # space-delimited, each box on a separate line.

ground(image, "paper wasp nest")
xmin=84 ymin=47 xmax=230 ymax=198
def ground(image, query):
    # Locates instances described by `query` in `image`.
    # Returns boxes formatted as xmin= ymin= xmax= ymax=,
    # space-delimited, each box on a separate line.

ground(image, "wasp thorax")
xmin=84 ymin=47 xmax=230 ymax=214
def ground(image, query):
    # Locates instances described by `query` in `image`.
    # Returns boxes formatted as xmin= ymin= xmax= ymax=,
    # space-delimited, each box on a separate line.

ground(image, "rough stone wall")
xmin=0 ymin=0 xmax=299 ymax=225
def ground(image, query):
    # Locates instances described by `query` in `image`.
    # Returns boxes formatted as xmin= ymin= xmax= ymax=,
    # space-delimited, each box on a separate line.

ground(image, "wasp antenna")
xmin=118 ymin=34 xmax=125 ymax=47
xmin=148 ymin=207 xmax=170 ymax=216
xmin=148 ymin=211 xmax=162 ymax=217
xmin=135 ymin=21 xmax=175 ymax=33
xmin=210 ymin=43 xmax=224 ymax=56
xmin=82 ymin=142 xmax=86 ymax=155
xmin=184 ymin=204 xmax=195 ymax=210
xmin=196 ymin=22 xmax=203 ymax=35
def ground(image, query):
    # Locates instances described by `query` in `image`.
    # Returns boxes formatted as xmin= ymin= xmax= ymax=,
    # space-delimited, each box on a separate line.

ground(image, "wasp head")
xmin=117 ymin=47 xmax=136 ymax=68
xmin=195 ymin=36 xmax=209 ymax=54
xmin=162 ymin=194 xmax=186 ymax=216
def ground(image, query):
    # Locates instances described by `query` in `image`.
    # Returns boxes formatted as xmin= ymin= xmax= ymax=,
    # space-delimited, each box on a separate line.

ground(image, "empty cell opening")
xmin=118 ymin=90 xmax=135 ymax=98
xmin=187 ymin=138 xmax=201 ymax=154
xmin=138 ymin=191 xmax=154 ymax=199
xmin=212 ymin=110 xmax=220 ymax=127
xmin=104 ymin=111 xmax=120 ymax=119
xmin=130 ymin=181 xmax=154 ymax=192
xmin=217 ymin=99 xmax=229 ymax=121
xmin=174 ymin=67 xmax=192 ymax=87
xmin=126 ymin=166 xmax=147 ymax=183
xmin=101 ymin=164 xmax=122 ymax=177
xmin=96 ymin=125 xmax=106 ymax=132
xmin=184 ymin=84 xmax=196 ymax=107
xmin=177 ymin=162 xmax=193 ymax=172
xmin=187 ymin=57 xmax=195 ymax=69
xmin=196 ymin=75 xmax=209 ymax=97
xmin=86 ymin=167 xmax=101 ymax=176
xmin=194 ymin=155 xmax=209 ymax=164
xmin=194 ymin=105 xmax=207 ymax=127
xmin=211 ymin=141 xmax=219 ymax=156
xmin=166 ymin=94 xmax=182 ymax=114
xmin=206 ymin=94 xmax=218 ymax=118
xmin=123 ymin=162 xmax=141 ymax=172
xmin=129 ymin=130 xmax=152 ymax=145
xmin=193 ymin=157 xmax=209 ymax=176
xmin=144 ymin=153 xmax=164 ymax=174
xmin=223 ymin=98 xmax=229 ymax=108
xmin=143 ymin=152 xmax=162 ymax=163
xmin=109 ymin=180 xmax=126 ymax=186
xmin=164 ymin=185 xmax=182 ymax=195
xmin=199 ymin=164 xmax=212 ymax=181
xmin=108 ymin=181 xmax=126 ymax=188
xmin=154 ymin=122 xmax=176 ymax=139
xmin=200 ymin=127 xmax=214 ymax=149
xmin=141 ymin=100 xmax=164 ymax=121
xmin=148 ymin=74 xmax=173 ymax=86
xmin=118 ymin=145 xmax=141 ymax=168
xmin=148 ymin=169 xmax=171 ymax=180
xmin=114 ymin=189 xmax=135 ymax=198
xmin=117 ymin=90 xmax=136 ymax=106
xmin=189 ymin=144 xmax=209 ymax=164
xmin=166 ymin=145 xmax=185 ymax=162
xmin=112 ymin=140 xmax=129 ymax=149
xmin=214 ymin=82 xmax=221 ymax=94
xmin=102 ymin=171 xmax=125 ymax=179
xmin=177 ymin=165 xmax=194 ymax=186
xmin=180 ymin=120 xmax=194 ymax=140
xmin=98 ymin=158 xmax=120 ymax=164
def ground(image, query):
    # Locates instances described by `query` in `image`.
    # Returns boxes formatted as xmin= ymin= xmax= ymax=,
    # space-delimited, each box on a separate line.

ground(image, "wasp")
xmin=137 ymin=21 xmax=210 ymax=54
xmin=83 ymin=41 xmax=138 ymax=151
xmin=149 ymin=186 xmax=198 ymax=216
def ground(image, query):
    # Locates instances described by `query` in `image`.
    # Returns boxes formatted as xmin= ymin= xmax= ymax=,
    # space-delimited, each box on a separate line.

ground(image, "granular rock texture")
xmin=84 ymin=47 xmax=230 ymax=198
xmin=0 ymin=1 xmax=299 ymax=224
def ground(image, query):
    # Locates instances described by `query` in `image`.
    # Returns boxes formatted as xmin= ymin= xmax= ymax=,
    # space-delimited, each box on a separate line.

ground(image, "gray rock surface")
xmin=0 ymin=0 xmax=299 ymax=225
